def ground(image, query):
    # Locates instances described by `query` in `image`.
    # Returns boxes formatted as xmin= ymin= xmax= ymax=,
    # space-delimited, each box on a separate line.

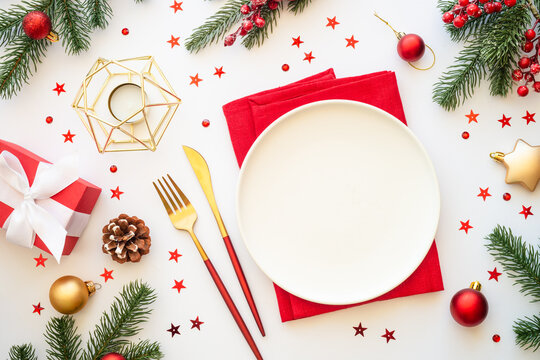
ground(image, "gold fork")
xmin=153 ymin=175 xmax=263 ymax=360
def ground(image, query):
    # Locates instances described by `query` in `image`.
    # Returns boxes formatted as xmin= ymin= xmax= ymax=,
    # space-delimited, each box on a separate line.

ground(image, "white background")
xmin=0 ymin=0 xmax=539 ymax=359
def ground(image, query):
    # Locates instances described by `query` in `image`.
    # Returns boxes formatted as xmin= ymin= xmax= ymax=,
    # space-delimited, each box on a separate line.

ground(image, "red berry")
xmin=121 ymin=28 xmax=129 ymax=35
xmin=202 ymin=119 xmax=210 ymax=127
xmin=443 ymin=12 xmax=455 ymax=23
xmin=45 ymin=116 xmax=53 ymax=124
xmin=525 ymin=72 xmax=536 ymax=83
xmin=493 ymin=1 xmax=502 ymax=12
xmin=466 ymin=4 xmax=479 ymax=15
xmin=462 ymin=131 xmax=470 ymax=139
xmin=282 ymin=63 xmax=290 ymax=71
xmin=240 ymin=27 xmax=248 ymax=36
xmin=224 ymin=34 xmax=236 ymax=46
xmin=453 ymin=16 xmax=466 ymax=28
xmin=530 ymin=63 xmax=540 ymax=74
xmin=512 ymin=69 xmax=524 ymax=81
xmin=504 ymin=0 xmax=516 ymax=6
xmin=523 ymin=41 xmax=534 ymax=52
xmin=461 ymin=14 xmax=469 ymax=21
xmin=534 ymin=81 xmax=540 ymax=92
xmin=254 ymin=16 xmax=265 ymax=28
xmin=242 ymin=20 xmax=253 ymax=31
xmin=110 ymin=165 xmax=118 ymax=173
xmin=458 ymin=0 xmax=469 ymax=6
xmin=484 ymin=3 xmax=494 ymax=13
xmin=267 ymin=0 xmax=279 ymax=10
xmin=492 ymin=334 xmax=501 ymax=343
xmin=479 ymin=0 xmax=489 ymax=3
xmin=240 ymin=4 xmax=251 ymax=14
xmin=519 ymin=57 xmax=531 ymax=69
xmin=453 ymin=4 xmax=462 ymax=13
xmin=517 ymin=85 xmax=529 ymax=96
xmin=525 ymin=29 xmax=536 ymax=41
xmin=475 ymin=9 xmax=483 ymax=17
xmin=503 ymin=193 xmax=511 ymax=201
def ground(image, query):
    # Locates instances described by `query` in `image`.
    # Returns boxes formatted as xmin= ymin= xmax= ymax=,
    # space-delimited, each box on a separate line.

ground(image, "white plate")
xmin=236 ymin=100 xmax=440 ymax=305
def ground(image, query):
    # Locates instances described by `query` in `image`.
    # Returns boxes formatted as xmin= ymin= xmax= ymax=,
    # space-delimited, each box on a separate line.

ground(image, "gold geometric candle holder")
xmin=72 ymin=56 xmax=181 ymax=153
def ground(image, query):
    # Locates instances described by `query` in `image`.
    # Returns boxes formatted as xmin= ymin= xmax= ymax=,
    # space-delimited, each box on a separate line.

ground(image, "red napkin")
xmin=223 ymin=69 xmax=444 ymax=322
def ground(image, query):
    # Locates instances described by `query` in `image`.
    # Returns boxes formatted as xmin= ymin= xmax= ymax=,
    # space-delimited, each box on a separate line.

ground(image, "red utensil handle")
xmin=204 ymin=259 xmax=263 ymax=360
xmin=223 ymin=235 xmax=266 ymax=336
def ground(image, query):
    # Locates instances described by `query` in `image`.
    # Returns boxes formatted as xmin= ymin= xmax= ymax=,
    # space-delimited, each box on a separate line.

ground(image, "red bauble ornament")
xmin=517 ymin=85 xmax=529 ymax=97
xmin=525 ymin=29 xmax=536 ymax=41
xmin=101 ymin=353 xmax=126 ymax=360
xmin=22 ymin=11 xmax=52 ymax=40
xmin=397 ymin=34 xmax=425 ymax=62
xmin=450 ymin=282 xmax=488 ymax=327
xmin=518 ymin=57 xmax=531 ymax=69
xmin=442 ymin=12 xmax=455 ymax=23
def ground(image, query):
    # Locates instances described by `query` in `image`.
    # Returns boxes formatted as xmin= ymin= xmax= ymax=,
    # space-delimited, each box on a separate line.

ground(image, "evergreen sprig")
xmin=119 ymin=340 xmax=163 ymax=360
xmin=288 ymin=0 xmax=313 ymax=14
xmin=8 ymin=344 xmax=37 ymax=360
xmin=515 ymin=314 xmax=540 ymax=351
xmin=84 ymin=0 xmax=113 ymax=29
xmin=82 ymin=280 xmax=157 ymax=360
xmin=55 ymin=0 xmax=91 ymax=54
xmin=44 ymin=315 xmax=82 ymax=360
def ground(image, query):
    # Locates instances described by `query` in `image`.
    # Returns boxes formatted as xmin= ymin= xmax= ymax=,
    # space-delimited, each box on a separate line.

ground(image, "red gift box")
xmin=0 ymin=139 xmax=101 ymax=256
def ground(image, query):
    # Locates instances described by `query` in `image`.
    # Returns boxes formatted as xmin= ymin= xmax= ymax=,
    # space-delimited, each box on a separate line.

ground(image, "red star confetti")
xmin=110 ymin=186 xmax=123 ymax=200
xmin=190 ymin=316 xmax=204 ymax=330
xmin=167 ymin=323 xmax=181 ymax=337
xmin=214 ymin=66 xmax=225 ymax=78
xmin=167 ymin=35 xmax=180 ymax=48
xmin=62 ymin=130 xmax=75 ymax=143
xmin=169 ymin=249 xmax=182 ymax=262
xmin=170 ymin=0 xmax=183 ymax=12
xmin=345 ymin=35 xmax=359 ymax=48
xmin=53 ymin=83 xmax=65 ymax=95
xmin=100 ymin=268 xmax=114 ymax=282
xmin=190 ymin=74 xmax=203 ymax=87
xmin=381 ymin=329 xmax=396 ymax=343
xmin=353 ymin=323 xmax=367 ymax=337
xmin=303 ymin=51 xmax=315 ymax=63
xmin=477 ymin=187 xmax=491 ymax=201
xmin=459 ymin=220 xmax=473 ymax=234
xmin=488 ymin=267 xmax=502 ymax=281
xmin=291 ymin=36 xmax=303 ymax=47
xmin=522 ymin=111 xmax=536 ymax=125
xmin=172 ymin=279 xmax=186 ymax=293
xmin=519 ymin=205 xmax=533 ymax=219
xmin=326 ymin=16 xmax=339 ymax=29
xmin=465 ymin=110 xmax=479 ymax=124
xmin=34 ymin=253 xmax=47 ymax=267
xmin=32 ymin=303 xmax=44 ymax=315
xmin=498 ymin=114 xmax=511 ymax=128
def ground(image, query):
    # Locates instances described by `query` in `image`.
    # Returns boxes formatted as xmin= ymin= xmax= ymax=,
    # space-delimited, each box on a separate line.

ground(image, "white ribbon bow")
xmin=0 ymin=151 xmax=78 ymax=263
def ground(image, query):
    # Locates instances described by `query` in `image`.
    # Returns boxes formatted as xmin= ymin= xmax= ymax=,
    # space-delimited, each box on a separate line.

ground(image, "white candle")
xmin=108 ymin=83 xmax=146 ymax=123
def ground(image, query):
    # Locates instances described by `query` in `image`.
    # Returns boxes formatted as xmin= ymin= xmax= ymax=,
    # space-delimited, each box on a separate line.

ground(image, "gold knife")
xmin=183 ymin=145 xmax=265 ymax=336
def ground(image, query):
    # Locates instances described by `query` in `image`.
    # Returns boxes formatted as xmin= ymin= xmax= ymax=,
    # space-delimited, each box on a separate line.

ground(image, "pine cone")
xmin=102 ymin=214 xmax=151 ymax=264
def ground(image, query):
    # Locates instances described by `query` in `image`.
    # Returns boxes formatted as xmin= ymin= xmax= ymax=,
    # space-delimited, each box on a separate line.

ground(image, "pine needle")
xmin=82 ymin=280 xmax=157 ymax=360
xmin=185 ymin=0 xmax=245 ymax=53
xmin=514 ymin=314 xmax=540 ymax=351
xmin=84 ymin=0 xmax=112 ymax=29
xmin=242 ymin=2 xmax=282 ymax=49
xmin=45 ymin=316 xmax=82 ymax=360
xmin=432 ymin=40 xmax=486 ymax=111
xmin=120 ymin=340 xmax=163 ymax=360
xmin=8 ymin=344 xmax=37 ymax=360
xmin=54 ymin=0 xmax=91 ymax=55
xmin=0 ymin=35 xmax=48 ymax=99
xmin=288 ymin=0 xmax=313 ymax=14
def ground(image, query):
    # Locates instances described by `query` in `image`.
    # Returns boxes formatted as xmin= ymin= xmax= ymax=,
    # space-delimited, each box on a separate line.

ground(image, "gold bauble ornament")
xmin=49 ymin=275 xmax=96 ymax=315
xmin=490 ymin=139 xmax=540 ymax=191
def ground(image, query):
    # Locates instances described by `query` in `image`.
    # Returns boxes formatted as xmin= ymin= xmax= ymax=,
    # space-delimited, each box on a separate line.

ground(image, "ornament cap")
xmin=490 ymin=152 xmax=505 ymax=162
xmin=469 ymin=281 xmax=482 ymax=291
xmin=85 ymin=281 xmax=97 ymax=296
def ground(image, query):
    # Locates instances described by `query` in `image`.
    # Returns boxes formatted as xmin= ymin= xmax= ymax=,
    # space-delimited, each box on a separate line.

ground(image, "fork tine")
xmin=158 ymin=179 xmax=179 ymax=212
xmin=162 ymin=176 xmax=184 ymax=209
xmin=153 ymin=181 xmax=173 ymax=215
xmin=167 ymin=174 xmax=191 ymax=206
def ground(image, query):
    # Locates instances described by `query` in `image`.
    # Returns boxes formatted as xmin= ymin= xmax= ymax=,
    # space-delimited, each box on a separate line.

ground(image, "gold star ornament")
xmin=490 ymin=139 xmax=540 ymax=191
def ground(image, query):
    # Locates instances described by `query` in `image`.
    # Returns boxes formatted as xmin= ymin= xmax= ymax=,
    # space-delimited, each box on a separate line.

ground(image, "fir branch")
xmin=242 ymin=2 xmax=282 ymax=49
xmin=120 ymin=340 xmax=163 ymax=360
xmin=444 ymin=12 xmax=504 ymax=42
xmin=0 ymin=0 xmax=55 ymax=46
xmin=45 ymin=315 xmax=82 ymax=360
xmin=0 ymin=35 xmax=48 ymax=99
xmin=82 ymin=281 xmax=157 ymax=360
xmin=185 ymin=0 xmax=245 ymax=53
xmin=288 ymin=0 xmax=312 ymax=14
xmin=8 ymin=344 xmax=37 ymax=360
xmin=432 ymin=40 xmax=486 ymax=111
xmin=486 ymin=226 xmax=540 ymax=302
xmin=54 ymin=0 xmax=91 ymax=54
xmin=84 ymin=0 xmax=112 ymax=29
xmin=514 ymin=314 xmax=540 ymax=351
xmin=482 ymin=5 xmax=531 ymax=95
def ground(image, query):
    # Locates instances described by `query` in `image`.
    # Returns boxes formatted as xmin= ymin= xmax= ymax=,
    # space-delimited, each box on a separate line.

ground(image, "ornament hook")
xmin=490 ymin=152 xmax=505 ymax=162
xmin=373 ymin=12 xmax=404 ymax=39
